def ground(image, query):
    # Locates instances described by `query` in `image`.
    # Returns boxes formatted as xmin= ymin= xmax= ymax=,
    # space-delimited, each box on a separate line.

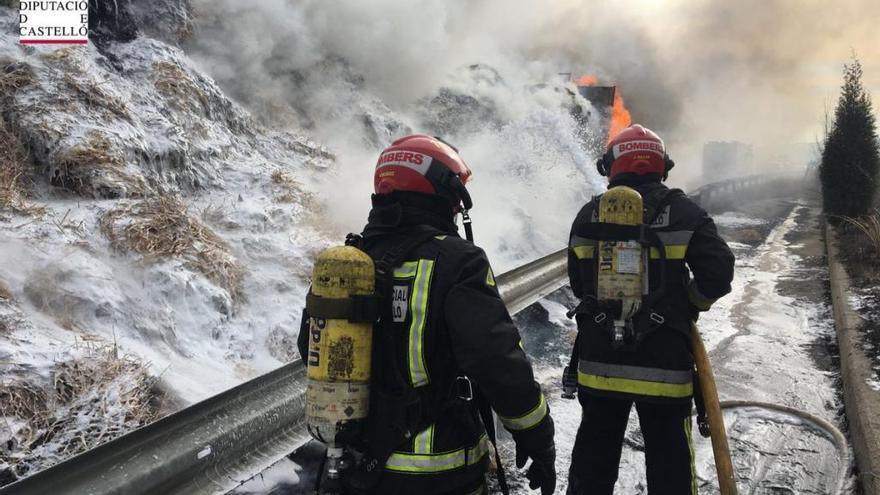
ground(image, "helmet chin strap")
xmin=446 ymin=173 xmax=475 ymax=242
xmin=460 ymin=209 xmax=474 ymax=242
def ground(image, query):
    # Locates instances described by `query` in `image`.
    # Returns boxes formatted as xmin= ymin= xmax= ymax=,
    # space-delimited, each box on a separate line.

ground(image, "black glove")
xmin=512 ymin=415 xmax=556 ymax=494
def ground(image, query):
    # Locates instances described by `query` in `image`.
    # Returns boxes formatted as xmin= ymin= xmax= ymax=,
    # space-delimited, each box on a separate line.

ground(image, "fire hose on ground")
xmin=692 ymin=322 xmax=851 ymax=495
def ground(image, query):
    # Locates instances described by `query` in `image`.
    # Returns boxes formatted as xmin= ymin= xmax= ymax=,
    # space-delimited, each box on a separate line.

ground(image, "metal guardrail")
xmin=689 ymin=175 xmax=768 ymax=210
xmin=689 ymin=173 xmax=805 ymax=212
xmin=1 ymin=249 xmax=570 ymax=495
xmin=497 ymin=248 xmax=568 ymax=315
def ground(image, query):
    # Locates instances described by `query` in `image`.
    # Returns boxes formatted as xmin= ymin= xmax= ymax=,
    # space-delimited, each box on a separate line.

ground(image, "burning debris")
xmin=574 ymin=75 xmax=632 ymax=142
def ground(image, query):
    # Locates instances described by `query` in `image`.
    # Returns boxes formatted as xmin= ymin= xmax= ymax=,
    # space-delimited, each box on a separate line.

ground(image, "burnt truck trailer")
xmin=568 ymin=84 xmax=617 ymax=154
xmin=577 ymin=84 xmax=616 ymax=137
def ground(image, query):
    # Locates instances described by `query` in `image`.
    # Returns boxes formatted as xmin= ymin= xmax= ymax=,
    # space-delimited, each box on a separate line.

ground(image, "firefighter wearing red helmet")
xmin=300 ymin=134 xmax=556 ymax=495
xmin=565 ymin=124 xmax=734 ymax=494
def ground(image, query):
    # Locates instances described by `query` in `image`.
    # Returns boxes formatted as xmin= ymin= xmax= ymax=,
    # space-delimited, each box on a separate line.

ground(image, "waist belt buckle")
xmin=650 ymin=312 xmax=665 ymax=325
xmin=456 ymin=376 xmax=474 ymax=402
xmin=594 ymin=313 xmax=607 ymax=324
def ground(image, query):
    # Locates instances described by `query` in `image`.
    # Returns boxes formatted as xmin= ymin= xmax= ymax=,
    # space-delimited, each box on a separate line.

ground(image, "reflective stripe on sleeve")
xmin=385 ymin=434 xmax=489 ymax=473
xmin=408 ymin=259 xmax=435 ymax=387
xmin=578 ymin=360 xmax=693 ymax=398
xmin=687 ymin=280 xmax=718 ymax=311
xmin=570 ymin=235 xmax=597 ymax=259
xmin=393 ymin=261 xmax=419 ymax=279
xmin=649 ymin=230 xmax=693 ymax=259
xmin=499 ymin=393 xmax=548 ymax=431
xmin=649 ymin=245 xmax=688 ymax=259
xmin=656 ymin=230 xmax=694 ymax=245
xmin=486 ymin=267 xmax=496 ymax=287
xmin=573 ymin=245 xmax=596 ymax=259
xmin=568 ymin=235 xmax=598 ymax=260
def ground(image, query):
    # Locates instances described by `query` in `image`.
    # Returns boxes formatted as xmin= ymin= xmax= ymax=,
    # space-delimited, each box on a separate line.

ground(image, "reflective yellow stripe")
xmin=499 ymin=393 xmax=548 ymax=431
xmin=394 ymin=261 xmax=419 ymax=279
xmin=413 ymin=424 xmax=434 ymax=454
xmin=577 ymin=245 xmax=684 ymax=259
xmin=434 ymin=235 xmax=448 ymax=241
xmin=686 ymin=417 xmax=697 ymax=494
xmin=573 ymin=245 xmax=595 ymax=259
xmin=688 ymin=281 xmax=717 ymax=311
xmin=578 ymin=371 xmax=693 ymax=398
xmin=385 ymin=434 xmax=489 ymax=473
xmin=649 ymin=245 xmax=688 ymax=259
xmin=408 ymin=259 xmax=435 ymax=387
xmin=579 ymin=360 xmax=693 ymax=384
xmin=486 ymin=267 xmax=496 ymax=287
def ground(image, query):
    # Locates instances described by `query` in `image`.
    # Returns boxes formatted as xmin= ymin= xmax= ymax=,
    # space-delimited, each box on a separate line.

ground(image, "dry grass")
xmin=0 ymin=120 xmax=29 ymax=211
xmin=842 ymin=210 xmax=880 ymax=251
xmin=0 ymin=62 xmax=38 ymax=213
xmin=54 ymin=131 xmax=144 ymax=198
xmin=0 ymin=118 xmax=43 ymax=215
xmin=840 ymin=210 xmax=880 ymax=260
xmin=0 ymin=345 xmax=159 ymax=484
xmin=0 ymin=61 xmax=35 ymax=97
xmin=100 ymin=196 xmax=244 ymax=301
xmin=39 ymin=47 xmax=84 ymax=68
xmin=57 ymin=131 xmax=123 ymax=170
xmin=0 ymin=278 xmax=12 ymax=300
xmin=270 ymin=170 xmax=312 ymax=204
xmin=151 ymin=61 xmax=209 ymax=114
xmin=62 ymin=73 xmax=129 ymax=120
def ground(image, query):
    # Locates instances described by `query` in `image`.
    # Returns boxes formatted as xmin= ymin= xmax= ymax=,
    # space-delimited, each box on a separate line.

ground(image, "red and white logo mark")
xmin=376 ymin=151 xmax=431 ymax=174
xmin=614 ymin=140 xmax=665 ymax=159
xmin=20 ymin=1 xmax=89 ymax=45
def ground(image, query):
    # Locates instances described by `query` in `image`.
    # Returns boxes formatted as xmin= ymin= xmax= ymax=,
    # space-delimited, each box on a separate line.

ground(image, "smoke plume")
xmin=184 ymin=0 xmax=880 ymax=261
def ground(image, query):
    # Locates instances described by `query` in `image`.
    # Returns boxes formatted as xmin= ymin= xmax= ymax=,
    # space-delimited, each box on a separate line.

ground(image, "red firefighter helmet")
xmin=596 ymin=124 xmax=674 ymax=180
xmin=374 ymin=134 xmax=473 ymax=209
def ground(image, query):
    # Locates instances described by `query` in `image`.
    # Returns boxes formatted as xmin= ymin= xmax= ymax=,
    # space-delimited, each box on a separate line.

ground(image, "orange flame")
xmin=574 ymin=74 xmax=598 ymax=86
xmin=608 ymin=90 xmax=632 ymax=143
xmin=575 ymin=74 xmax=632 ymax=143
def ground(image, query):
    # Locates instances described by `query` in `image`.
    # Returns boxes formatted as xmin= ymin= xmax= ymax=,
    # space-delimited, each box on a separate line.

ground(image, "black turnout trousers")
xmin=567 ymin=394 xmax=696 ymax=495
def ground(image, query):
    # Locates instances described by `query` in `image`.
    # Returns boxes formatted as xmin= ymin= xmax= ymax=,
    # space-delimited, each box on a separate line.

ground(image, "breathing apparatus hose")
xmin=692 ymin=323 xmax=851 ymax=495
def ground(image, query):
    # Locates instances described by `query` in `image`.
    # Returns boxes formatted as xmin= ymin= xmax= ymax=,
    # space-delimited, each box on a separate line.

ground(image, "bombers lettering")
xmin=615 ymin=140 xmax=664 ymax=157
xmin=378 ymin=151 xmax=426 ymax=166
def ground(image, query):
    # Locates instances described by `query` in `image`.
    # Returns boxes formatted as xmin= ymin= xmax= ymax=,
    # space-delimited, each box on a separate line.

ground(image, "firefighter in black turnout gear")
xmin=299 ymin=135 xmax=556 ymax=495
xmin=564 ymin=125 xmax=734 ymax=494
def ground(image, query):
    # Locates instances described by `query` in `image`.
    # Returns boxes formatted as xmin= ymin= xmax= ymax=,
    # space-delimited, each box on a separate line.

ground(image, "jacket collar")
xmin=362 ymin=192 xmax=459 ymax=239
xmin=608 ymin=173 xmax=664 ymax=188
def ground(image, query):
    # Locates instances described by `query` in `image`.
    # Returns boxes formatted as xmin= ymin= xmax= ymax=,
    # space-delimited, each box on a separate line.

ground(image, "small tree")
xmin=820 ymin=56 xmax=880 ymax=218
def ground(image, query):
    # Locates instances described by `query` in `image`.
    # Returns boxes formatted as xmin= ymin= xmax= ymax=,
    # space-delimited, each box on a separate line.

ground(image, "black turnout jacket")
xmin=300 ymin=193 xmax=551 ymax=494
xmin=567 ymin=179 xmax=735 ymax=404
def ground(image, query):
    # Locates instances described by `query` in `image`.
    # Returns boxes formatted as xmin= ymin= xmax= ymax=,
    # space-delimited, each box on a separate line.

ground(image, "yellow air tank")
xmin=597 ymin=186 xmax=644 ymax=343
xmin=305 ymin=246 xmax=375 ymax=447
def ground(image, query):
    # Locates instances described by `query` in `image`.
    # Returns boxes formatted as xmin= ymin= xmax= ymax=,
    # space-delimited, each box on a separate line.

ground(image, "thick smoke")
xmin=185 ymin=0 xmax=880 ymax=260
